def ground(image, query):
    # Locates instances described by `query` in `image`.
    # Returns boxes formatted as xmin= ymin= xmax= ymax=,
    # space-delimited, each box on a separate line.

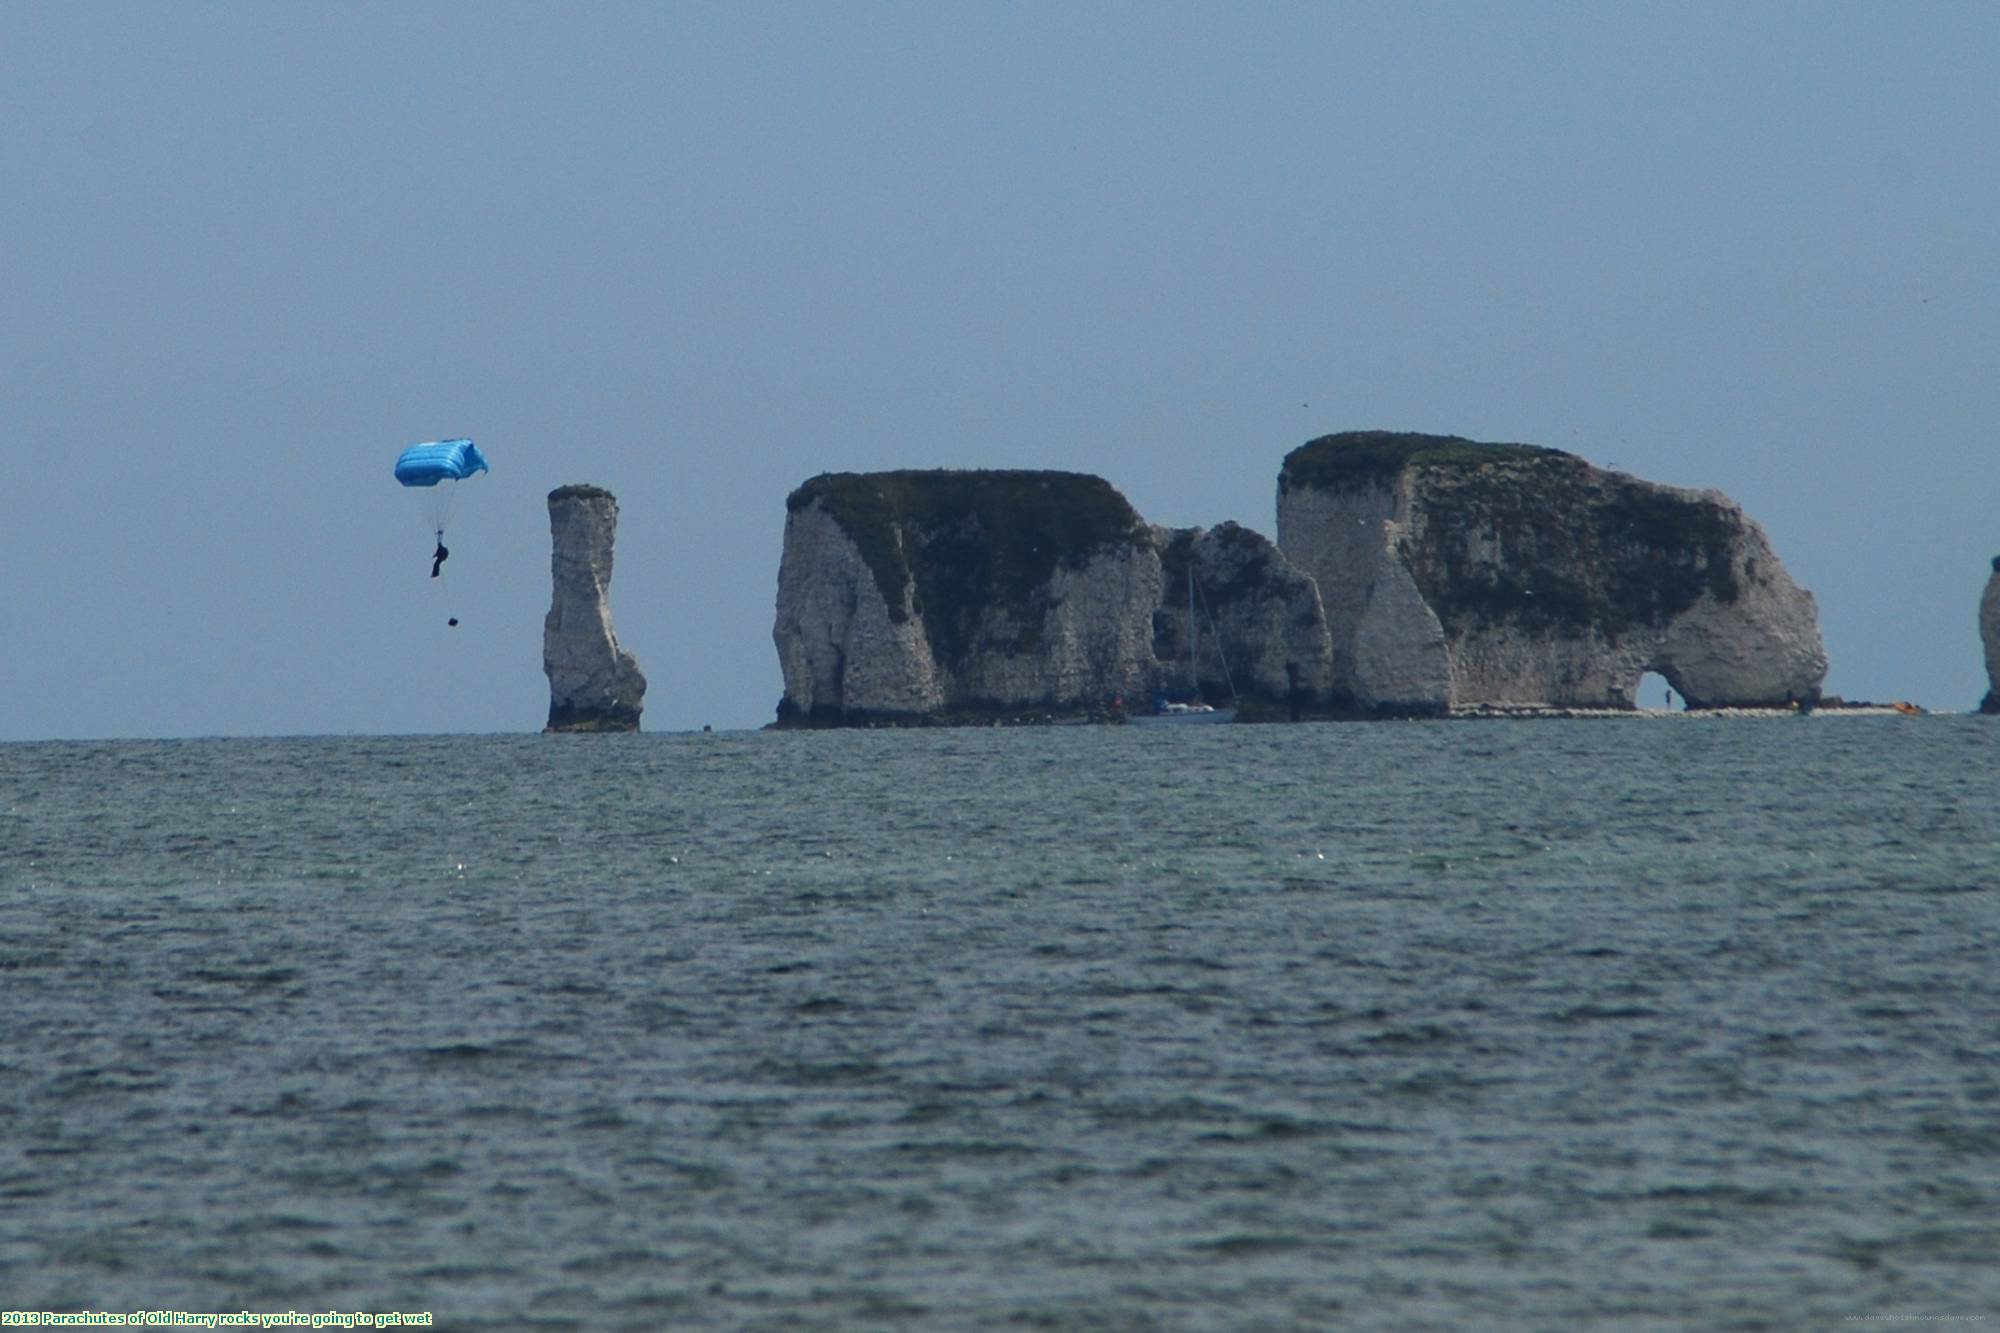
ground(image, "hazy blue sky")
xmin=4 ymin=1 xmax=1994 ymax=738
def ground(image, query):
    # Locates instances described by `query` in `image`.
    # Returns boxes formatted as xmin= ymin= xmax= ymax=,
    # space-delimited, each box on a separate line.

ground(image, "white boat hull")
xmin=1127 ymin=707 xmax=1237 ymax=725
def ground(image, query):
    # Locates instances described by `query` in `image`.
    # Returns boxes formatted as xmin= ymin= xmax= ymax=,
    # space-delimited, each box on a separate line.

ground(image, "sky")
xmin=3 ymin=0 xmax=1994 ymax=739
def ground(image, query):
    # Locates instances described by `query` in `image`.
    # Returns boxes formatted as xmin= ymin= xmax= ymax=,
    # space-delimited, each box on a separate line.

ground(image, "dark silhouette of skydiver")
xmin=430 ymin=535 xmax=449 ymax=578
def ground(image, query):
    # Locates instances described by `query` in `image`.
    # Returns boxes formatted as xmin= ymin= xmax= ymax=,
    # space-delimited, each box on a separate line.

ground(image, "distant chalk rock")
xmin=773 ymin=470 xmax=1160 ymax=723
xmin=1153 ymin=523 xmax=1335 ymax=716
xmin=1981 ymin=557 xmax=2000 ymax=715
xmin=544 ymin=484 xmax=646 ymax=732
xmin=1277 ymin=432 xmax=1828 ymax=712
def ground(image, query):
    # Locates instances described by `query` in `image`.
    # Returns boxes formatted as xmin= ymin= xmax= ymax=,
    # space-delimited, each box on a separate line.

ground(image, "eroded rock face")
xmin=1980 ymin=558 xmax=2000 ymax=715
xmin=772 ymin=470 xmax=1339 ymax=724
xmin=774 ymin=471 xmax=1162 ymax=722
xmin=1153 ymin=523 xmax=1334 ymax=714
xmin=544 ymin=484 xmax=646 ymax=732
xmin=1277 ymin=432 xmax=1828 ymax=711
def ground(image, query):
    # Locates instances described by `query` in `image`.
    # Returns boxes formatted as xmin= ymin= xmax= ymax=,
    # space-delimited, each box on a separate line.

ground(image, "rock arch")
xmin=1277 ymin=432 xmax=1827 ymax=712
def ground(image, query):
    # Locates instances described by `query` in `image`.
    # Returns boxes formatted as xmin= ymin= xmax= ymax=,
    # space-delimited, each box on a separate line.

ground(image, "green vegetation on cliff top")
xmin=1281 ymin=431 xmax=1572 ymax=493
xmin=1408 ymin=470 xmax=1744 ymax=636
xmin=1281 ymin=432 xmax=1744 ymax=635
xmin=549 ymin=483 xmax=616 ymax=503
xmin=787 ymin=470 xmax=1148 ymax=663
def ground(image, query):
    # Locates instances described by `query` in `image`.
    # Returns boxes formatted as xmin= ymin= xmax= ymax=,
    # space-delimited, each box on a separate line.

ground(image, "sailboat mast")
xmin=1187 ymin=565 xmax=1198 ymax=691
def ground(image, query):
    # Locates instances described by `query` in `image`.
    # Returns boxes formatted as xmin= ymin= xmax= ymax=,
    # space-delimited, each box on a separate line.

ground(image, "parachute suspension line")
xmin=429 ymin=477 xmax=461 ymax=542
xmin=405 ymin=478 xmax=463 ymax=548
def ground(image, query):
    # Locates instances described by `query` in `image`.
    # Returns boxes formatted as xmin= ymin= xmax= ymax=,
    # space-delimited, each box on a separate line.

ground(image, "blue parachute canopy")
xmin=394 ymin=439 xmax=490 ymax=487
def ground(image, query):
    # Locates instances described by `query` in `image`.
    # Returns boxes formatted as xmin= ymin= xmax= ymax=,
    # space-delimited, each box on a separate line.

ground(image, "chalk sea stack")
xmin=771 ymin=470 xmax=1340 ymax=725
xmin=773 ymin=470 xmax=1160 ymax=723
xmin=770 ymin=437 xmax=1829 ymax=725
xmin=1154 ymin=522 xmax=1335 ymax=717
xmin=1276 ymin=432 xmax=1828 ymax=712
xmin=544 ymin=484 xmax=646 ymax=732
xmin=1981 ymin=556 xmax=2000 ymax=714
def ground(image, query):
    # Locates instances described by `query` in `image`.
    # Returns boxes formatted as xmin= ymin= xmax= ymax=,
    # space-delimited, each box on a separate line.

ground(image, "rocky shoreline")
xmin=772 ymin=700 xmax=1930 ymax=729
xmin=1447 ymin=702 xmax=1923 ymax=721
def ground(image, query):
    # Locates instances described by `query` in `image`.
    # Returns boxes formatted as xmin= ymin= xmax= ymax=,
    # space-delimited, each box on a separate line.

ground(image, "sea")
xmin=2 ymin=718 xmax=1996 ymax=1330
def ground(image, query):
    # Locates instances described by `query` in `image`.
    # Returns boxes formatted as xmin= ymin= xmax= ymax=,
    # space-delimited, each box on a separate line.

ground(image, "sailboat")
xmin=1128 ymin=565 xmax=1238 ymax=725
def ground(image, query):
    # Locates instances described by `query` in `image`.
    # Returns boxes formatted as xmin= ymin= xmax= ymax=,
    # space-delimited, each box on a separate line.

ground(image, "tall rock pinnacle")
xmin=544 ymin=484 xmax=646 ymax=732
xmin=1980 ymin=557 xmax=2000 ymax=715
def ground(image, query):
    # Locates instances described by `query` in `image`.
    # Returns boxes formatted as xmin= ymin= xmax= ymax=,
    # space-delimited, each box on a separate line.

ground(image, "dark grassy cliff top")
xmin=1155 ymin=521 xmax=1277 ymax=558
xmin=1398 ymin=454 xmax=1747 ymax=635
xmin=787 ymin=470 xmax=1149 ymax=659
xmin=1280 ymin=431 xmax=1577 ymax=494
xmin=788 ymin=469 xmax=1137 ymax=522
xmin=549 ymin=483 xmax=617 ymax=503
xmin=1158 ymin=522 xmax=1288 ymax=602
xmin=1280 ymin=434 xmax=1752 ymax=635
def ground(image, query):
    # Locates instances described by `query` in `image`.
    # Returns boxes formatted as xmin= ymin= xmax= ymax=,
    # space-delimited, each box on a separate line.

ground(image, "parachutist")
xmin=394 ymin=439 xmax=487 ymax=574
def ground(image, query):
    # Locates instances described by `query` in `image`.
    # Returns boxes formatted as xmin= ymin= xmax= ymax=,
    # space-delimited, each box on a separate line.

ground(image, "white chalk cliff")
xmin=1277 ymin=432 xmax=1828 ymax=711
xmin=773 ymin=471 xmax=1344 ymax=724
xmin=544 ymin=484 xmax=646 ymax=732
xmin=772 ymin=441 xmax=1830 ymax=724
xmin=773 ymin=471 xmax=1161 ymax=721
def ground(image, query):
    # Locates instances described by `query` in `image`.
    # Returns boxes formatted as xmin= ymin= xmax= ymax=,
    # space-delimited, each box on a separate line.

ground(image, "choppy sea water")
xmin=2 ymin=719 xmax=1997 ymax=1330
